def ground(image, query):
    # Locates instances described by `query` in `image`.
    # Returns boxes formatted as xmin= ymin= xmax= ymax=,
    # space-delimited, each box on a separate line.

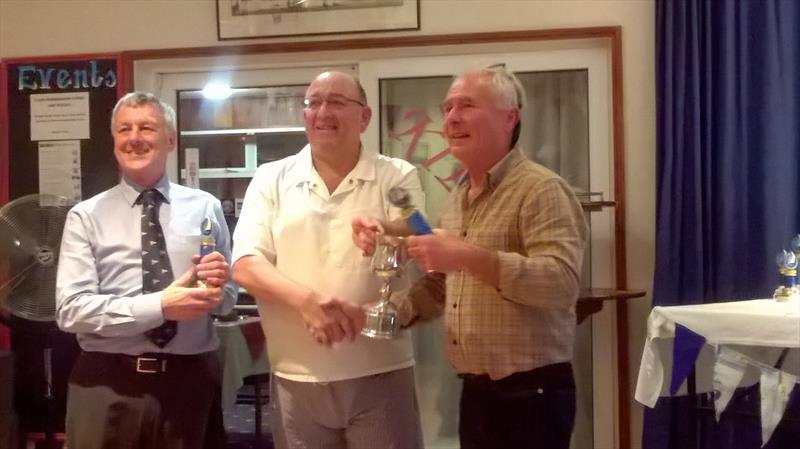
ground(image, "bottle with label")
xmin=198 ymin=217 xmax=216 ymax=288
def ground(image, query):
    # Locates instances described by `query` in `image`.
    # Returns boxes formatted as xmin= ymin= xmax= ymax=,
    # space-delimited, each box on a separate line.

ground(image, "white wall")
xmin=0 ymin=1 xmax=656 ymax=447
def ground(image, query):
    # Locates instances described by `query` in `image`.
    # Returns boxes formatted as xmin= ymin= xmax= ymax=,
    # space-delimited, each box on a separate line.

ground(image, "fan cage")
xmin=0 ymin=194 xmax=72 ymax=322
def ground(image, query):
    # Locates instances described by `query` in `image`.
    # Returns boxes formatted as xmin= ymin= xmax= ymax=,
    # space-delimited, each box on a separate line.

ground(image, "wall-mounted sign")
xmin=17 ymin=60 xmax=117 ymax=91
xmin=1 ymin=55 xmax=123 ymax=201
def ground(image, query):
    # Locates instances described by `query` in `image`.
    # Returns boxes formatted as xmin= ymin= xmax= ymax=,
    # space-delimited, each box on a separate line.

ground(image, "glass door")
xmin=176 ymin=85 xmax=308 ymax=233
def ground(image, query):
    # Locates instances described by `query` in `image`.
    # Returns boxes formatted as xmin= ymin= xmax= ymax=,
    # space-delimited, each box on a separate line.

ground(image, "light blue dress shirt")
xmin=56 ymin=176 xmax=237 ymax=355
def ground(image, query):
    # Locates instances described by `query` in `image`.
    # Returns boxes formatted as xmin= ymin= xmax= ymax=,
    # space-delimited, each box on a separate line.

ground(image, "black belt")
xmin=458 ymin=362 xmax=574 ymax=390
xmin=80 ymin=351 xmax=213 ymax=375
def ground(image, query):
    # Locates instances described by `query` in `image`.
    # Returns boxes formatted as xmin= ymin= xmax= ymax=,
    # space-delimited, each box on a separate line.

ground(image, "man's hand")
xmin=193 ymin=251 xmax=230 ymax=287
xmin=300 ymin=292 xmax=366 ymax=346
xmin=407 ymin=229 xmax=469 ymax=273
xmin=161 ymin=267 xmax=222 ymax=321
xmin=351 ymin=216 xmax=383 ymax=257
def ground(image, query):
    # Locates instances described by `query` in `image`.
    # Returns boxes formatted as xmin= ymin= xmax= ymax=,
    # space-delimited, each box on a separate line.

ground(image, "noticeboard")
xmin=0 ymin=54 xmax=126 ymax=204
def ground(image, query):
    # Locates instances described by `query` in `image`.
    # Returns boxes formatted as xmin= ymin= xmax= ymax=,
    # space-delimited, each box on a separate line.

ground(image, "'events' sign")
xmin=17 ymin=60 xmax=117 ymax=91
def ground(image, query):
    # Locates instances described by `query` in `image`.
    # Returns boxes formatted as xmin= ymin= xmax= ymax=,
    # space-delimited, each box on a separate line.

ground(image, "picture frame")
xmin=216 ymin=0 xmax=420 ymax=40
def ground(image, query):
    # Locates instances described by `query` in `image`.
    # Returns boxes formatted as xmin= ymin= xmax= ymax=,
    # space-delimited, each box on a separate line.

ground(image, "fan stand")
xmin=26 ymin=342 xmax=63 ymax=449
xmin=0 ymin=260 xmax=63 ymax=449
xmin=3 ymin=316 xmax=75 ymax=449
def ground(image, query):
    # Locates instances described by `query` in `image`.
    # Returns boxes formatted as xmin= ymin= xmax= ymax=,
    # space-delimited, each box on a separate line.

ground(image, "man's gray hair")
xmin=354 ymin=78 xmax=367 ymax=104
xmin=458 ymin=64 xmax=526 ymax=111
xmin=111 ymin=92 xmax=177 ymax=133
xmin=453 ymin=65 xmax=525 ymax=147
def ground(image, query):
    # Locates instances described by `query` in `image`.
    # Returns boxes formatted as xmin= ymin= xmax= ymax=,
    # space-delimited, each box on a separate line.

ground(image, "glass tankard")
xmin=361 ymin=235 xmax=407 ymax=339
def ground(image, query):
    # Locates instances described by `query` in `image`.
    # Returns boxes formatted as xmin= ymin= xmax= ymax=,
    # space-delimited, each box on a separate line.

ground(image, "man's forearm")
xmin=458 ymin=243 xmax=500 ymax=288
xmin=400 ymin=271 xmax=446 ymax=326
xmin=232 ymin=255 xmax=313 ymax=310
xmin=56 ymin=291 xmax=163 ymax=336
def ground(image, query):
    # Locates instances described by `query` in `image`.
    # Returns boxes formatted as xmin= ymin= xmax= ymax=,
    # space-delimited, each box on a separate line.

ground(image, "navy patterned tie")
xmin=138 ymin=189 xmax=177 ymax=348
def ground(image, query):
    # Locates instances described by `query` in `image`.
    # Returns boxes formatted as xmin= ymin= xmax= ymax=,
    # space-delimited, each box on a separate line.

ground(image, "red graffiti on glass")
xmin=388 ymin=108 xmax=462 ymax=192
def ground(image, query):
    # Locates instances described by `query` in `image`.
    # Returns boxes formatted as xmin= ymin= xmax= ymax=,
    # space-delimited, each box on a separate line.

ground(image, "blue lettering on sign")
xmin=17 ymin=60 xmax=117 ymax=91
xmin=104 ymin=70 xmax=117 ymax=88
xmin=37 ymin=68 xmax=55 ymax=89
xmin=18 ymin=65 xmax=37 ymax=90
xmin=74 ymin=70 xmax=88 ymax=89
xmin=56 ymin=69 xmax=71 ymax=88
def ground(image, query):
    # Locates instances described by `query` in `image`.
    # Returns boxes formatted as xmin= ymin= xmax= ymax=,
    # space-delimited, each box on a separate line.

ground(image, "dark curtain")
xmin=654 ymin=0 xmax=800 ymax=308
xmin=649 ymin=0 xmax=800 ymax=448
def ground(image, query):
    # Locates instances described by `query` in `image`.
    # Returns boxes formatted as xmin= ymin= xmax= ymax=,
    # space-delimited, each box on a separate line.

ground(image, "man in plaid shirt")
xmin=353 ymin=66 xmax=588 ymax=449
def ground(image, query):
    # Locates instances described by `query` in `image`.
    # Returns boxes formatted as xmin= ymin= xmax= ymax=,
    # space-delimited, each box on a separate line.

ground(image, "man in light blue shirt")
xmin=56 ymin=92 xmax=236 ymax=449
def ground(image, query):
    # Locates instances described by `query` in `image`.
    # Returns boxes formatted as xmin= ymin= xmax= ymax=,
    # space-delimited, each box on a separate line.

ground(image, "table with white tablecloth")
xmin=635 ymin=298 xmax=800 ymax=445
xmin=215 ymin=316 xmax=269 ymax=411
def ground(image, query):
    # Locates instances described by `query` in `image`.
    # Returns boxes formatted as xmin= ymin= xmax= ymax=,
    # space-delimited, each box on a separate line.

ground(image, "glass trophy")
xmin=791 ymin=234 xmax=800 ymax=267
xmin=773 ymin=249 xmax=799 ymax=301
xmin=361 ymin=235 xmax=407 ymax=339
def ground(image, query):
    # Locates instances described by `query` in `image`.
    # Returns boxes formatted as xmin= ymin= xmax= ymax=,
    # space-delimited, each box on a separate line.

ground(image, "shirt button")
xmin=461 ymin=231 xmax=467 ymax=237
xmin=452 ymin=339 xmax=457 ymax=345
xmin=452 ymin=303 xmax=457 ymax=309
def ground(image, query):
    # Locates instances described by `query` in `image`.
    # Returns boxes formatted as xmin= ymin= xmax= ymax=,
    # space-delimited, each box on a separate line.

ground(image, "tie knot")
xmin=139 ymin=189 xmax=163 ymax=206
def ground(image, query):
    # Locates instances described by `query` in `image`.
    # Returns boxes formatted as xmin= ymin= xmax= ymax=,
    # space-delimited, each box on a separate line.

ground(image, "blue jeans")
xmin=459 ymin=362 xmax=575 ymax=449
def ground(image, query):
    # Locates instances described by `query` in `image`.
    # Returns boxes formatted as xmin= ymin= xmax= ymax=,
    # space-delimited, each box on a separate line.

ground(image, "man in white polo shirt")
xmin=231 ymin=71 xmax=424 ymax=449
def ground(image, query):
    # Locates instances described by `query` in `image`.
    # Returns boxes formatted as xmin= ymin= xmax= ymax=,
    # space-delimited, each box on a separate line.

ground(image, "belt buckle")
xmin=136 ymin=357 xmax=165 ymax=374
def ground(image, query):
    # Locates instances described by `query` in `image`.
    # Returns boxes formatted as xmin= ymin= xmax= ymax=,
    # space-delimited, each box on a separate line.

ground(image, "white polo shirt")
xmin=232 ymin=145 xmax=424 ymax=382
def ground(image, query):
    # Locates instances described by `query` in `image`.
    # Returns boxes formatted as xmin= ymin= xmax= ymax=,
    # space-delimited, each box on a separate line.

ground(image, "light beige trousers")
xmin=271 ymin=367 xmax=423 ymax=449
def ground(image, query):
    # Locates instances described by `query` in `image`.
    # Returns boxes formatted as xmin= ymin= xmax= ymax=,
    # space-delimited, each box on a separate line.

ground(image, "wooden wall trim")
xmin=120 ymin=27 xmax=621 ymax=91
xmin=124 ymin=26 xmax=620 ymax=58
xmin=0 ymin=61 xmax=8 ymax=205
xmin=609 ymin=26 xmax=632 ymax=449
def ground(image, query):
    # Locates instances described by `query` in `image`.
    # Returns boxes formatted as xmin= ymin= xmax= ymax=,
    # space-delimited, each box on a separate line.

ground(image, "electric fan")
xmin=0 ymin=193 xmax=73 ymax=449
xmin=0 ymin=194 xmax=71 ymax=321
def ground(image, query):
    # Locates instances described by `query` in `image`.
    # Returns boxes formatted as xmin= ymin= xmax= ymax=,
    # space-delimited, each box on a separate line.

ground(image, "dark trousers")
xmin=459 ymin=362 xmax=576 ymax=449
xmin=65 ymin=351 xmax=222 ymax=449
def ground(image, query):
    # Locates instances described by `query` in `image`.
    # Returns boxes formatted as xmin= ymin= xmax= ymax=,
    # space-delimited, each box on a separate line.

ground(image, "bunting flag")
xmin=670 ymin=324 xmax=707 ymax=395
xmin=759 ymin=367 xmax=798 ymax=447
xmin=712 ymin=346 xmax=749 ymax=421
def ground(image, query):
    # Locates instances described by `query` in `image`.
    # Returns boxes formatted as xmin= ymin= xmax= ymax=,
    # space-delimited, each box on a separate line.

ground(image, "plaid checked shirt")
xmin=406 ymin=148 xmax=589 ymax=380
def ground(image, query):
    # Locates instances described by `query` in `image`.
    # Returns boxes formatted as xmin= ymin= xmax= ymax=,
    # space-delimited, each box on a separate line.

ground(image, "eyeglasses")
xmin=303 ymin=95 xmax=365 ymax=111
xmin=486 ymin=63 xmax=523 ymax=109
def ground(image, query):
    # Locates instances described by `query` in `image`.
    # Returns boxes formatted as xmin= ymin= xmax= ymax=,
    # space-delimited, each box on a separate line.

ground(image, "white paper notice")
xmin=38 ymin=140 xmax=82 ymax=203
xmin=30 ymin=92 xmax=90 ymax=141
xmin=184 ymin=147 xmax=200 ymax=189
xmin=235 ymin=198 xmax=244 ymax=218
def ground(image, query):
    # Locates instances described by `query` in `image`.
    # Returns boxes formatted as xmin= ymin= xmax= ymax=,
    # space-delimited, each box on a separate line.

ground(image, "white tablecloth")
xmin=635 ymin=298 xmax=800 ymax=408
xmin=215 ymin=317 xmax=270 ymax=411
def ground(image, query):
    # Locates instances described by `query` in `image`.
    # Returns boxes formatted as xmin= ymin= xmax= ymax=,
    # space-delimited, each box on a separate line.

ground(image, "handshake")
xmin=300 ymin=291 xmax=368 ymax=346
xmin=302 ymin=214 xmax=412 ymax=346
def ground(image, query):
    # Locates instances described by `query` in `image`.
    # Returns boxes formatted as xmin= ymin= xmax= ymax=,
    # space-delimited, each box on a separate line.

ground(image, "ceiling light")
xmin=202 ymin=82 xmax=233 ymax=100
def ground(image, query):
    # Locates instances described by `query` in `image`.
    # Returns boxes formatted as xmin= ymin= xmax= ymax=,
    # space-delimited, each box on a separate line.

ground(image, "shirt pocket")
xmin=165 ymin=232 xmax=202 ymax=275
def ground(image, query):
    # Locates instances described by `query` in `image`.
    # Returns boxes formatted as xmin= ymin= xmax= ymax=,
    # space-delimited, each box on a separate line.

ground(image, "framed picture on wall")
xmin=216 ymin=0 xmax=420 ymax=40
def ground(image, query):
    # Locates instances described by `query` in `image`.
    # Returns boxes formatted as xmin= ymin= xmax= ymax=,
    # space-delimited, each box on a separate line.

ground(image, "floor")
xmin=223 ymin=384 xmax=274 ymax=449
